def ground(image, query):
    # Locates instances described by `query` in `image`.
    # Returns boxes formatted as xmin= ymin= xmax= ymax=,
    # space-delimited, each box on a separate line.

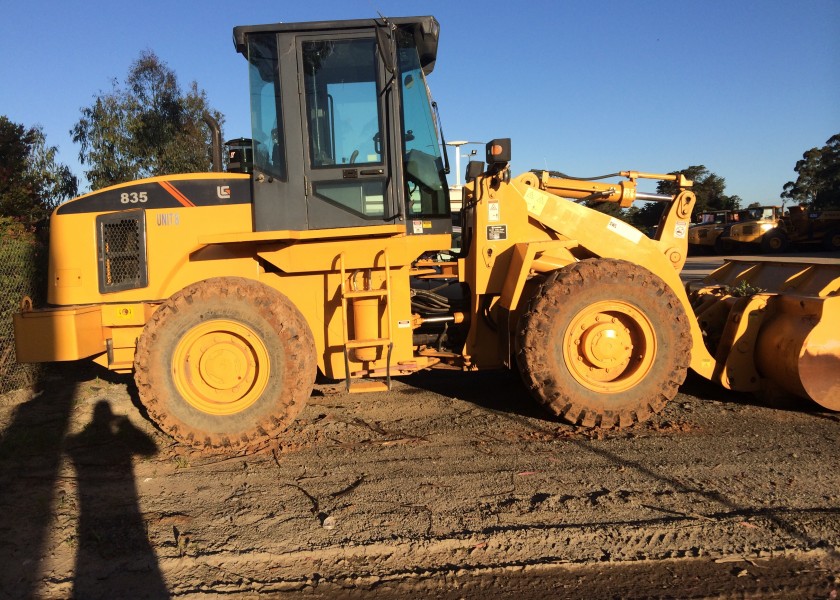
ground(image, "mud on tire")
xmin=134 ymin=277 xmax=316 ymax=451
xmin=515 ymin=259 xmax=691 ymax=428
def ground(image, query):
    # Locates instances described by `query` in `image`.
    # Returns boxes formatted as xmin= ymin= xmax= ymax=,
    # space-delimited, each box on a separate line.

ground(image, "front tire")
xmin=761 ymin=229 xmax=789 ymax=253
xmin=134 ymin=277 xmax=316 ymax=451
xmin=516 ymin=259 xmax=691 ymax=428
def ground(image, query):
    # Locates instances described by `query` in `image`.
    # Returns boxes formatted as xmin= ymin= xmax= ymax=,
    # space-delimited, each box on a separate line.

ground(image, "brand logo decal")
xmin=217 ymin=185 xmax=231 ymax=199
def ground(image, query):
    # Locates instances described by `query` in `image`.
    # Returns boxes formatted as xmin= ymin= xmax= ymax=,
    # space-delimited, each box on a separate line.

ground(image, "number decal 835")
xmin=120 ymin=191 xmax=148 ymax=204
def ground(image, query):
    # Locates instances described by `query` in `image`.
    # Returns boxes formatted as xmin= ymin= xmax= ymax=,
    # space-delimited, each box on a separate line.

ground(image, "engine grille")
xmin=96 ymin=210 xmax=148 ymax=293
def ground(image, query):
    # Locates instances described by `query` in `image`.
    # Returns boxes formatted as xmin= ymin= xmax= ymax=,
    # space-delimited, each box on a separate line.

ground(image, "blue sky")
xmin=2 ymin=0 xmax=838 ymax=201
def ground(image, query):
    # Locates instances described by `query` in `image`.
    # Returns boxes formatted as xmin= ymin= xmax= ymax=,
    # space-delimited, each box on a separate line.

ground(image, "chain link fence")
xmin=0 ymin=219 xmax=47 ymax=394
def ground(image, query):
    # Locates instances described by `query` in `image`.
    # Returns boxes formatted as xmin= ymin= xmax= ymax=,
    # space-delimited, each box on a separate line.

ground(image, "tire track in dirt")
xmin=155 ymin=508 xmax=840 ymax=590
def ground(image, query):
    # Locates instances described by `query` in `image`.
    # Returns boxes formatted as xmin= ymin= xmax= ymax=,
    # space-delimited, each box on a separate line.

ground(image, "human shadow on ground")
xmin=66 ymin=400 xmax=168 ymax=600
xmin=0 ymin=364 xmax=77 ymax=599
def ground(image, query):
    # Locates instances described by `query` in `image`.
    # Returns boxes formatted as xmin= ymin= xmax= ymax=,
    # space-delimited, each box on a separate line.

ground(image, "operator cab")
xmin=233 ymin=16 xmax=451 ymax=235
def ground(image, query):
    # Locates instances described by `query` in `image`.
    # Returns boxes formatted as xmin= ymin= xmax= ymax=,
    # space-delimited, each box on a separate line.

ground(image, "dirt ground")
xmin=0 ymin=363 xmax=838 ymax=599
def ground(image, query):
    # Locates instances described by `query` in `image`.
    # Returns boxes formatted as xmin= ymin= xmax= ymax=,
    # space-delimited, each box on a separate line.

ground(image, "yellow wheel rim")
xmin=563 ymin=300 xmax=656 ymax=393
xmin=172 ymin=319 xmax=270 ymax=416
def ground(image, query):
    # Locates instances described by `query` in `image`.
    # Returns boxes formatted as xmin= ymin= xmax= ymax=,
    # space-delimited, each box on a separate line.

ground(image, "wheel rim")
xmin=562 ymin=300 xmax=656 ymax=393
xmin=172 ymin=319 xmax=270 ymax=415
xmin=768 ymin=236 xmax=781 ymax=249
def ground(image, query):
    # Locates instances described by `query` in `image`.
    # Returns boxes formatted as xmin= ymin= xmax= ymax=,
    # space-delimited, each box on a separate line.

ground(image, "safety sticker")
xmin=524 ymin=187 xmax=547 ymax=216
xmin=607 ymin=218 xmax=643 ymax=244
xmin=488 ymin=199 xmax=500 ymax=222
xmin=674 ymin=220 xmax=688 ymax=239
xmin=412 ymin=219 xmax=424 ymax=234
xmin=487 ymin=225 xmax=507 ymax=241
xmin=397 ymin=320 xmax=412 ymax=329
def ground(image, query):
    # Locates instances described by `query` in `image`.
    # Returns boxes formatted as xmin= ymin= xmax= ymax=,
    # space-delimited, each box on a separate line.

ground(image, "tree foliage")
xmin=782 ymin=133 xmax=840 ymax=209
xmin=0 ymin=116 xmax=78 ymax=224
xmin=622 ymin=165 xmax=740 ymax=229
xmin=626 ymin=201 xmax=666 ymax=229
xmin=655 ymin=165 xmax=741 ymax=215
xmin=71 ymin=50 xmax=224 ymax=190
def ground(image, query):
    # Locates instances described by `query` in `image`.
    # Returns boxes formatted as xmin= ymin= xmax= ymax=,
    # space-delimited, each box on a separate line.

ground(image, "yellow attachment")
xmin=755 ymin=295 xmax=840 ymax=410
xmin=563 ymin=300 xmax=656 ymax=393
xmin=172 ymin=319 xmax=270 ymax=416
xmin=690 ymin=259 xmax=840 ymax=411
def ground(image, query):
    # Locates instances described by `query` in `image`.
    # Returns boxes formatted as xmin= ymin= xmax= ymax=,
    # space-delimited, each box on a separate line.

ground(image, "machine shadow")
xmin=396 ymin=368 xmax=558 ymax=422
xmin=404 ymin=366 xmax=833 ymax=425
xmin=680 ymin=369 xmax=835 ymax=419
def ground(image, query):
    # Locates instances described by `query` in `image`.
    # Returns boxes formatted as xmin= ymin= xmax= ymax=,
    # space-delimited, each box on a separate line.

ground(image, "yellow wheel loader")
xmin=714 ymin=205 xmax=781 ymax=254
xmin=13 ymin=16 xmax=840 ymax=451
xmin=686 ymin=210 xmax=733 ymax=255
xmin=762 ymin=205 xmax=840 ymax=253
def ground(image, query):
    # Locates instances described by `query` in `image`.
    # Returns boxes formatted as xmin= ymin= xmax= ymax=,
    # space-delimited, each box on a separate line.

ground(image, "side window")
xmin=248 ymin=34 xmax=286 ymax=180
xmin=302 ymin=39 xmax=382 ymax=167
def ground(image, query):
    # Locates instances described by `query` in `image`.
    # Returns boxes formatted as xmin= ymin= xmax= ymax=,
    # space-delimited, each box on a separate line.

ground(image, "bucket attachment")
xmin=689 ymin=259 xmax=840 ymax=411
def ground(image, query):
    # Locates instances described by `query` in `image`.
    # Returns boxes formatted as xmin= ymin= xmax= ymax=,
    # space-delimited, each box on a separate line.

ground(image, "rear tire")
xmin=134 ymin=277 xmax=316 ymax=451
xmin=515 ymin=259 xmax=691 ymax=428
xmin=822 ymin=228 xmax=840 ymax=251
xmin=761 ymin=229 xmax=789 ymax=253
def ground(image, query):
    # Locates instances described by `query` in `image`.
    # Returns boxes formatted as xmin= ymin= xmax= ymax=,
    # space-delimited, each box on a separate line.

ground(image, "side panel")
xmin=48 ymin=176 xmax=256 ymax=306
xmin=257 ymin=233 xmax=451 ymax=378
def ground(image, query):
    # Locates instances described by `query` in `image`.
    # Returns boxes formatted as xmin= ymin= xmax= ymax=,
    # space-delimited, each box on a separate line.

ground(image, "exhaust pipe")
xmin=203 ymin=113 xmax=223 ymax=173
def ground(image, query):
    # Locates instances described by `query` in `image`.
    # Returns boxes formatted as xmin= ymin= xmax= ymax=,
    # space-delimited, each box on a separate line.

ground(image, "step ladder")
xmin=338 ymin=251 xmax=394 ymax=393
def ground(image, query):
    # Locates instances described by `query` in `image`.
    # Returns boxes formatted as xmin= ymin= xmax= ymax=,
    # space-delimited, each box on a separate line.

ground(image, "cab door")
xmin=297 ymin=34 xmax=399 ymax=229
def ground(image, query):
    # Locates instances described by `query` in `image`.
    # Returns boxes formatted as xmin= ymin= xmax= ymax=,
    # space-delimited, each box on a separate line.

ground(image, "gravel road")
xmin=0 ymin=364 xmax=838 ymax=599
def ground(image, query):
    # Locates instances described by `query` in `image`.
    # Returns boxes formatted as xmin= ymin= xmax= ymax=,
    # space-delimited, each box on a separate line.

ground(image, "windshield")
xmin=397 ymin=29 xmax=449 ymax=219
xmin=736 ymin=207 xmax=774 ymax=222
xmin=699 ymin=212 xmax=728 ymax=224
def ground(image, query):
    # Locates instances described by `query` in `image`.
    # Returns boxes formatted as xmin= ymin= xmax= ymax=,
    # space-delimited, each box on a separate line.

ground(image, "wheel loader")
xmin=761 ymin=205 xmax=840 ymax=253
xmin=13 ymin=16 xmax=840 ymax=451
xmin=687 ymin=210 xmax=733 ymax=255
xmin=714 ymin=205 xmax=781 ymax=254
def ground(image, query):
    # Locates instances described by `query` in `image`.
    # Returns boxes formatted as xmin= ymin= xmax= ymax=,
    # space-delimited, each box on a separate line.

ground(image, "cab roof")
xmin=233 ymin=16 xmax=440 ymax=74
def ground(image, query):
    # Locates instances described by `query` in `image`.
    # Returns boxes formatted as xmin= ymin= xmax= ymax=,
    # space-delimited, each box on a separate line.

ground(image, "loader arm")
xmin=512 ymin=170 xmax=716 ymax=380
xmin=459 ymin=164 xmax=717 ymax=381
xmin=533 ymin=169 xmax=695 ymax=269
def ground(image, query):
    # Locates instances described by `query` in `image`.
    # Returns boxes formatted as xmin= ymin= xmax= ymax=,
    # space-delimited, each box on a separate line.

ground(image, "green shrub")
xmin=0 ymin=217 xmax=47 ymax=392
